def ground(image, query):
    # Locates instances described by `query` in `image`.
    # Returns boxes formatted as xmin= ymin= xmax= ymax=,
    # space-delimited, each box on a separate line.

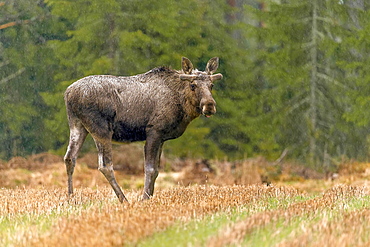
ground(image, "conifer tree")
xmin=246 ymin=0 xmax=365 ymax=168
xmin=0 ymin=1 xmax=57 ymax=159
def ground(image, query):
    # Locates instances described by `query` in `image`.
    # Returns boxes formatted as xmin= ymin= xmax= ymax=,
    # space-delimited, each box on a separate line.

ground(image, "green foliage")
xmin=0 ymin=1 xmax=60 ymax=159
xmin=340 ymin=4 xmax=370 ymax=126
xmin=2 ymin=0 xmax=370 ymax=166
xmin=43 ymin=0 xmax=243 ymax=159
xmin=238 ymin=0 xmax=370 ymax=168
xmin=165 ymin=119 xmax=225 ymax=159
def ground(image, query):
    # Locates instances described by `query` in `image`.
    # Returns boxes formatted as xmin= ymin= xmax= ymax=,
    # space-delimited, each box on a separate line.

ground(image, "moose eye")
xmin=210 ymin=83 xmax=214 ymax=90
xmin=190 ymin=83 xmax=197 ymax=91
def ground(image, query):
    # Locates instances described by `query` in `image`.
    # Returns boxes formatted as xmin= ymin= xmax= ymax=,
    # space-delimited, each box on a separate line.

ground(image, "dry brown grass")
xmin=176 ymin=158 xmax=263 ymax=186
xmin=0 ymin=160 xmax=149 ymax=191
xmin=0 ymin=153 xmax=266 ymax=192
xmin=0 ymin=153 xmax=62 ymax=170
xmin=276 ymin=209 xmax=370 ymax=247
xmin=207 ymin=185 xmax=370 ymax=247
xmin=3 ymin=184 xmax=369 ymax=247
xmin=2 ymin=153 xmax=370 ymax=246
xmin=79 ymin=144 xmax=145 ymax=174
xmin=1 ymin=185 xmax=296 ymax=247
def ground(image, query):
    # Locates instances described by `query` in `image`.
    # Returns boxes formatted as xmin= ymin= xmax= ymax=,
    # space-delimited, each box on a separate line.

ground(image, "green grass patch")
xmin=135 ymin=193 xmax=370 ymax=247
xmin=135 ymin=208 xmax=249 ymax=247
xmin=241 ymin=195 xmax=370 ymax=247
xmin=0 ymin=200 xmax=102 ymax=246
xmin=0 ymin=213 xmax=60 ymax=246
xmin=343 ymin=195 xmax=370 ymax=210
xmin=135 ymin=194 xmax=311 ymax=247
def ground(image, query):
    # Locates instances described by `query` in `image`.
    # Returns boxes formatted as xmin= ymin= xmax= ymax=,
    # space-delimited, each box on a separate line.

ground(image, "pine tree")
xmin=245 ymin=0 xmax=365 ymax=169
xmin=44 ymin=0 xmax=244 ymax=158
xmin=0 ymin=1 xmax=58 ymax=159
xmin=340 ymin=1 xmax=370 ymax=126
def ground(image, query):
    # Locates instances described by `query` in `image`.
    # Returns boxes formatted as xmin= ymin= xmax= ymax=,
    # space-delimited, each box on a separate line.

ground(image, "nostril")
xmin=200 ymin=98 xmax=216 ymax=114
xmin=202 ymin=99 xmax=215 ymax=107
xmin=201 ymin=100 xmax=216 ymax=115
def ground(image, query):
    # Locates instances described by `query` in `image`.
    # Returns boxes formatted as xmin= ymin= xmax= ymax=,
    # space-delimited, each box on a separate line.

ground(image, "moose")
xmin=64 ymin=57 xmax=223 ymax=202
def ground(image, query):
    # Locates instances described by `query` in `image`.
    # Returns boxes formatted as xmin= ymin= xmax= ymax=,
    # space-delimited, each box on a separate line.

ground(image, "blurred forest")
xmin=1 ymin=0 xmax=370 ymax=171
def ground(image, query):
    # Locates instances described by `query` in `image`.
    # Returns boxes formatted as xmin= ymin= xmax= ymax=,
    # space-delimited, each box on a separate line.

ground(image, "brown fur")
xmin=63 ymin=57 xmax=223 ymax=202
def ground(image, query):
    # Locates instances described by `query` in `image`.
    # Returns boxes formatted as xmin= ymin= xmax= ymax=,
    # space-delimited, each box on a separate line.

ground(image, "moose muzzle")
xmin=200 ymin=98 xmax=216 ymax=117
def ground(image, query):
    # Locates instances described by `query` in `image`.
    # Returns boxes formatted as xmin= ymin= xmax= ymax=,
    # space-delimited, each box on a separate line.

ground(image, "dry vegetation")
xmin=208 ymin=185 xmax=370 ymax=247
xmin=0 ymin=185 xmax=288 ymax=246
xmin=1 ymin=149 xmax=370 ymax=246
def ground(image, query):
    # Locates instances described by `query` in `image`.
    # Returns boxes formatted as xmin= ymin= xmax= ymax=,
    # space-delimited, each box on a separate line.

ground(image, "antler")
xmin=180 ymin=73 xmax=223 ymax=81
xmin=210 ymin=73 xmax=223 ymax=81
xmin=179 ymin=74 xmax=198 ymax=81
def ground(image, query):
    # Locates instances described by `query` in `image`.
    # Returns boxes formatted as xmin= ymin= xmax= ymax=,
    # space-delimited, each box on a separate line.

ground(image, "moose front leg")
xmin=143 ymin=136 xmax=163 ymax=200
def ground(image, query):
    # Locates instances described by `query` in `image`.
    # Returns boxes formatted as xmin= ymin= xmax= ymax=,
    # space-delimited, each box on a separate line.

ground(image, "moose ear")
xmin=182 ymin=57 xmax=194 ymax=74
xmin=206 ymin=57 xmax=219 ymax=75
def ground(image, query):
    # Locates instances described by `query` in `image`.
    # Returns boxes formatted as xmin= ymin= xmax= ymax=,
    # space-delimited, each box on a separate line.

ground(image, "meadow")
xmin=1 ymin=151 xmax=370 ymax=246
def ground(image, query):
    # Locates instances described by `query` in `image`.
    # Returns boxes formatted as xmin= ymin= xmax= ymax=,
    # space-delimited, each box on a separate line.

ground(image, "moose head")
xmin=180 ymin=57 xmax=223 ymax=117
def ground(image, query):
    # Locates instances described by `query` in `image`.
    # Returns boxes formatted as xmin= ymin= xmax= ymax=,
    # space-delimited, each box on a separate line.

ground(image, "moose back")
xmin=64 ymin=57 xmax=223 ymax=202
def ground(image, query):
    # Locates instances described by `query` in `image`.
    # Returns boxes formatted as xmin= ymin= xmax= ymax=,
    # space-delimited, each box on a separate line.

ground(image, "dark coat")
xmin=63 ymin=57 xmax=222 ymax=202
xmin=65 ymin=67 xmax=200 ymax=143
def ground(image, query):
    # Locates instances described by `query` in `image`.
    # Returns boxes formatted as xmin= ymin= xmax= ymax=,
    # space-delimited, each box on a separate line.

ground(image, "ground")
xmin=1 ymin=151 xmax=370 ymax=246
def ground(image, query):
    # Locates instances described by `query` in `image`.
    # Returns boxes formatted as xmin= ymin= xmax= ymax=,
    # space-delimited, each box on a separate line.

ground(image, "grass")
xmin=2 ymin=161 xmax=370 ymax=246
xmin=207 ymin=185 xmax=370 ymax=247
xmin=139 ymin=191 xmax=370 ymax=247
xmin=3 ymin=183 xmax=370 ymax=247
xmin=0 ymin=185 xmax=301 ymax=247
xmin=137 ymin=193 xmax=310 ymax=247
xmin=1 ymin=213 xmax=59 ymax=246
xmin=136 ymin=210 xmax=242 ymax=247
xmin=1 ymin=185 xmax=370 ymax=247
xmin=0 ymin=187 xmax=110 ymax=246
xmin=242 ymin=196 xmax=370 ymax=247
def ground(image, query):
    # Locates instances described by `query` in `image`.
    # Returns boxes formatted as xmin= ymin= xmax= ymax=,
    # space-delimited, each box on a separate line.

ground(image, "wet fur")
xmin=64 ymin=57 xmax=221 ymax=202
xmin=65 ymin=67 xmax=203 ymax=142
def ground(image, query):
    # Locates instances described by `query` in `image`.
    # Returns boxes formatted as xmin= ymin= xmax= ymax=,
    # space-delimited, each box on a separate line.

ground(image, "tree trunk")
xmin=309 ymin=0 xmax=318 ymax=167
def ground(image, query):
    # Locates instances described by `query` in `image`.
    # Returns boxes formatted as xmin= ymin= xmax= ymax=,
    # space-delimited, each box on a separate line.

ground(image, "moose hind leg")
xmin=64 ymin=124 xmax=88 ymax=195
xmin=94 ymin=140 xmax=128 ymax=203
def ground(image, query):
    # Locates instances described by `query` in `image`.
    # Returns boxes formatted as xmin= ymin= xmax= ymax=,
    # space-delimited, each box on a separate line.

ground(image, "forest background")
xmin=1 ymin=0 xmax=370 ymax=172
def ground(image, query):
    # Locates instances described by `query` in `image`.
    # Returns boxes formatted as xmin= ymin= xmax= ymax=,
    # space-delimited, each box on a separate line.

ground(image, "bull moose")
xmin=64 ymin=57 xmax=223 ymax=202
